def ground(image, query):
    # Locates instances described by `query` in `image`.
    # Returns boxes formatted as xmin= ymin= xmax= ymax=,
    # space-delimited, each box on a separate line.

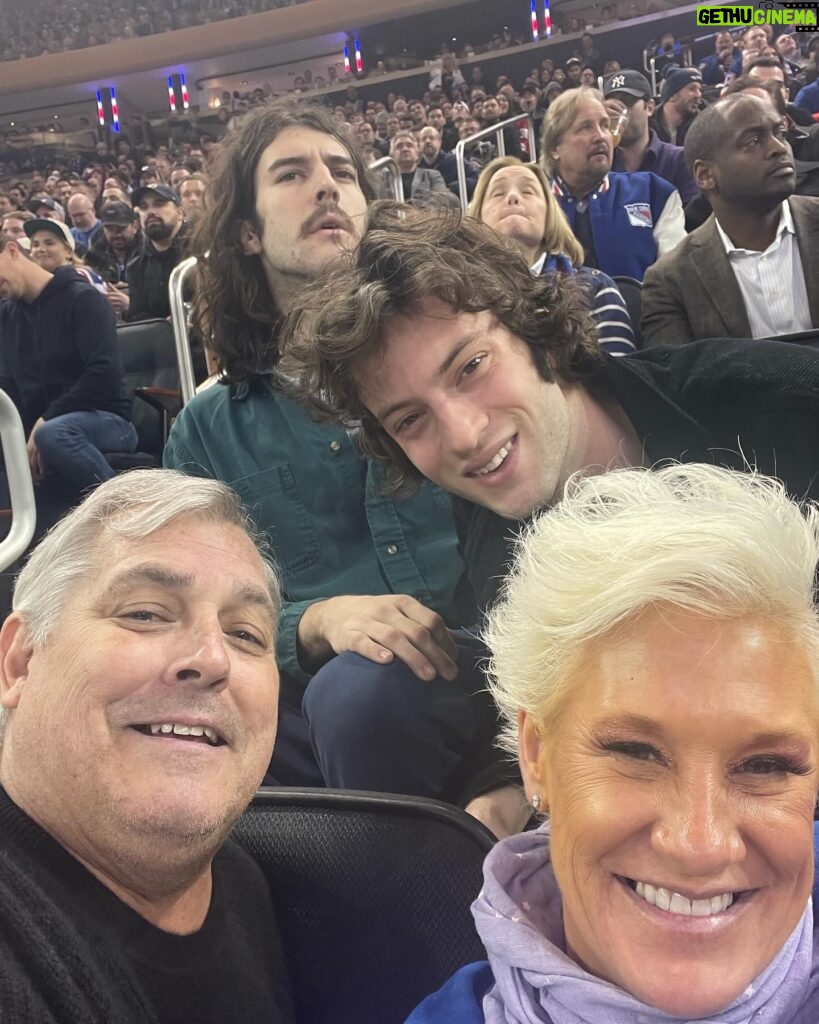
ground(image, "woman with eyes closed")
xmin=468 ymin=157 xmax=635 ymax=356
xmin=407 ymin=463 xmax=819 ymax=1024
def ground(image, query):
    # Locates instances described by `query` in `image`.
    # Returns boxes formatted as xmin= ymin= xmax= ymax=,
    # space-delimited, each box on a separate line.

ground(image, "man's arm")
xmin=641 ymin=259 xmax=696 ymax=348
xmin=0 ymin=336 xmax=22 ymax=415
xmin=295 ymin=594 xmax=458 ymax=682
xmin=668 ymin=153 xmax=699 ymax=207
xmin=165 ymin=419 xmax=459 ymax=685
xmin=653 ymin=189 xmax=686 ymax=257
xmin=413 ymin=169 xmax=460 ymax=209
xmin=40 ymin=289 xmax=126 ymax=420
xmin=123 ymin=253 xmax=150 ymax=322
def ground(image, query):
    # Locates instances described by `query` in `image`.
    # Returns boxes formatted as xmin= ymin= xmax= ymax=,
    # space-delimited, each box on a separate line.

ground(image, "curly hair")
xmin=187 ymin=99 xmax=376 ymax=382
xmin=279 ymin=201 xmax=601 ymax=496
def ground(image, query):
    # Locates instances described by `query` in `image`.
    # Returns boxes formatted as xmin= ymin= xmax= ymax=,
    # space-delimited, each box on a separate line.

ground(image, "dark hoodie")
xmin=85 ymin=229 xmax=141 ymax=284
xmin=0 ymin=266 xmax=132 ymax=436
xmin=125 ymin=227 xmax=187 ymax=322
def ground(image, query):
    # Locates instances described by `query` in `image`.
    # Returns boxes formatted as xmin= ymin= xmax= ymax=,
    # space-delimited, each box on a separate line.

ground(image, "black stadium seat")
xmin=232 ymin=788 xmax=495 ymax=1024
xmin=108 ymin=318 xmax=182 ymax=469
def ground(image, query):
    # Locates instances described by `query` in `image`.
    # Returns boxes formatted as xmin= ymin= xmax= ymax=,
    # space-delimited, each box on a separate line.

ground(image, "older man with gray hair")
xmin=542 ymin=86 xmax=685 ymax=279
xmin=0 ymin=470 xmax=294 ymax=1023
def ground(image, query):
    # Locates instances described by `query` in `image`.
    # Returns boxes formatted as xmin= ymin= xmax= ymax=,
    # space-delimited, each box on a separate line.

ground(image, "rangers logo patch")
xmin=624 ymin=203 xmax=653 ymax=228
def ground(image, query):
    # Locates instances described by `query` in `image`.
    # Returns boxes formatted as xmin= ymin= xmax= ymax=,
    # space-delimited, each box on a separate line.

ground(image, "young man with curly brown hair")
xmin=280 ymin=203 xmax=819 ymax=612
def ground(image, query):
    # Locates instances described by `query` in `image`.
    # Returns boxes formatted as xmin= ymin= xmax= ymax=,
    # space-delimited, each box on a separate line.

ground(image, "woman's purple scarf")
xmin=473 ymin=822 xmax=819 ymax=1024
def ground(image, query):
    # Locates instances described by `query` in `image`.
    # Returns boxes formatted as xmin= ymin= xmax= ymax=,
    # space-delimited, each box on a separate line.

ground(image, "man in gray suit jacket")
xmin=388 ymin=132 xmax=459 ymax=209
xmin=642 ymin=93 xmax=819 ymax=347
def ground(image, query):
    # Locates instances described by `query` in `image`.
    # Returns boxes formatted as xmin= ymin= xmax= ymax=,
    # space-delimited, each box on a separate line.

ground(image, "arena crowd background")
xmin=3 ymin=0 xmax=804 ymax=177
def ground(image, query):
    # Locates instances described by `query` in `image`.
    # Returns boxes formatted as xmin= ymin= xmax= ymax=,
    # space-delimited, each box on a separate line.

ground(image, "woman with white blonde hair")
xmin=408 ymin=463 xmax=819 ymax=1023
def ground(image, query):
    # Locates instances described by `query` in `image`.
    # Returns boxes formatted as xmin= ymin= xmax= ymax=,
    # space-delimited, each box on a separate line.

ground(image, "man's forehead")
xmin=573 ymin=99 xmax=607 ymax=122
xmin=95 ymin=521 xmax=271 ymax=598
xmin=724 ymin=92 xmax=779 ymax=126
xmin=260 ymin=126 xmax=353 ymax=166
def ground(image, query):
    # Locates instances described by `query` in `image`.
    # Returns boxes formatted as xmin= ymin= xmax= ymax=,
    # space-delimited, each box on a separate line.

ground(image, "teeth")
xmin=146 ymin=723 xmax=220 ymax=744
xmin=634 ymin=881 xmax=734 ymax=917
xmin=474 ymin=443 xmax=511 ymax=476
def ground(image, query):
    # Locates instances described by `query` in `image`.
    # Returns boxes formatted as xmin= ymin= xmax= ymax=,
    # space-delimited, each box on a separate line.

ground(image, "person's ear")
xmin=0 ymin=615 xmax=33 ymax=712
xmin=692 ymin=157 xmax=716 ymax=192
xmin=518 ymin=709 xmax=551 ymax=811
xmin=239 ymin=220 xmax=263 ymax=256
xmin=645 ymin=98 xmax=656 ymax=117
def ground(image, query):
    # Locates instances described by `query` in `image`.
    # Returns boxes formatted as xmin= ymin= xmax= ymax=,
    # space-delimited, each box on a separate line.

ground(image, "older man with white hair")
xmin=0 ymin=469 xmax=294 ymax=1023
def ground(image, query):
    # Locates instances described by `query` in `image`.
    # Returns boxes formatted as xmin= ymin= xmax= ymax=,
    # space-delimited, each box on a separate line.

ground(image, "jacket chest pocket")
xmin=232 ymin=465 xmax=321 ymax=580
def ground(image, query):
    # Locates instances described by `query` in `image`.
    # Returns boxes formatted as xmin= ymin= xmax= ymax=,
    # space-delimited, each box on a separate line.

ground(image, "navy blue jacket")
xmin=553 ymin=172 xmax=684 ymax=281
xmin=612 ymin=131 xmax=699 ymax=206
xmin=0 ymin=266 xmax=131 ymax=435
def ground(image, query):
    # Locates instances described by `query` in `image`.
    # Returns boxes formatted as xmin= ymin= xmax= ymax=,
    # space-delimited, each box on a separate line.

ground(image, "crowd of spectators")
xmin=0 ymin=0 xmax=306 ymax=61
xmin=0 ymin=0 xmax=665 ymax=64
xmin=2 ymin=17 xmax=818 ymax=321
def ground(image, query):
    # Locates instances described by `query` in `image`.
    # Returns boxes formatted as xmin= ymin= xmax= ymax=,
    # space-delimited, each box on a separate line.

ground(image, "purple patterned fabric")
xmin=474 ymin=822 xmax=819 ymax=1024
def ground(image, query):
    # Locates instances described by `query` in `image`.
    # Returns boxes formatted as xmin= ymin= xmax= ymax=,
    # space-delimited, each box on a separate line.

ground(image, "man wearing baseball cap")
xmin=26 ymin=197 xmax=66 ymax=223
xmin=86 ymin=201 xmax=142 ymax=319
xmin=126 ymin=183 xmax=186 ymax=322
xmin=563 ymin=56 xmax=584 ymax=90
xmin=652 ymin=67 xmax=703 ymax=146
xmin=604 ymin=69 xmax=698 ymax=204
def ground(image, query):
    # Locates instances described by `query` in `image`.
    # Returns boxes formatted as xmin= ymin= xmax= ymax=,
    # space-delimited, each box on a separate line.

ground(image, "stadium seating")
xmin=232 ymin=787 xmax=495 ymax=1024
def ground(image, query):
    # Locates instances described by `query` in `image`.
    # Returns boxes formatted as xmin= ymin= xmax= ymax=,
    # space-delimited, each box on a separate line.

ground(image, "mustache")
xmin=300 ymin=203 xmax=355 ymax=238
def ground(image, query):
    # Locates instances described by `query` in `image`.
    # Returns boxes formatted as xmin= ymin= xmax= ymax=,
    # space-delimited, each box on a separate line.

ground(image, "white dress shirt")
xmin=714 ymin=202 xmax=812 ymax=339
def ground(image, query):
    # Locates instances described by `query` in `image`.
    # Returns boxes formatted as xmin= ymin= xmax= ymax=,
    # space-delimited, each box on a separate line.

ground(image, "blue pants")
xmin=35 ymin=410 xmax=138 ymax=491
xmin=0 ymin=410 xmax=138 ymax=607
xmin=269 ymin=637 xmax=502 ymax=803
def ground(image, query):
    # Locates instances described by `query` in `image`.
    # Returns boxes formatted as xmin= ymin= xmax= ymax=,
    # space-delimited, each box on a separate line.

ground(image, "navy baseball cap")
xmin=603 ymin=69 xmax=652 ymax=101
xmin=131 ymin=184 xmax=180 ymax=207
xmin=100 ymin=200 xmax=138 ymax=225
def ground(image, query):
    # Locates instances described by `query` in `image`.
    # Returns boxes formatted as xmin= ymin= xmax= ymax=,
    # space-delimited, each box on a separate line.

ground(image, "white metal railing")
xmin=0 ymin=390 xmax=36 ymax=572
xmin=642 ymin=44 xmax=693 ymax=96
xmin=169 ymin=255 xmax=199 ymax=406
xmin=454 ymin=115 xmax=536 ymax=212
xmin=371 ymin=155 xmax=404 ymax=201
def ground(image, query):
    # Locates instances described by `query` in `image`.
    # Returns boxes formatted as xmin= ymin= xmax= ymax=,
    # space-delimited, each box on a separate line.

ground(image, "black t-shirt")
xmin=0 ymin=787 xmax=294 ymax=1024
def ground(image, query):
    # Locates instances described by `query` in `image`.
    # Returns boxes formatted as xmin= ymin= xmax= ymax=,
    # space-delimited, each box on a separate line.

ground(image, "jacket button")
xmin=386 ymin=544 xmax=398 ymax=555
xmin=329 ymin=440 xmax=341 ymax=451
